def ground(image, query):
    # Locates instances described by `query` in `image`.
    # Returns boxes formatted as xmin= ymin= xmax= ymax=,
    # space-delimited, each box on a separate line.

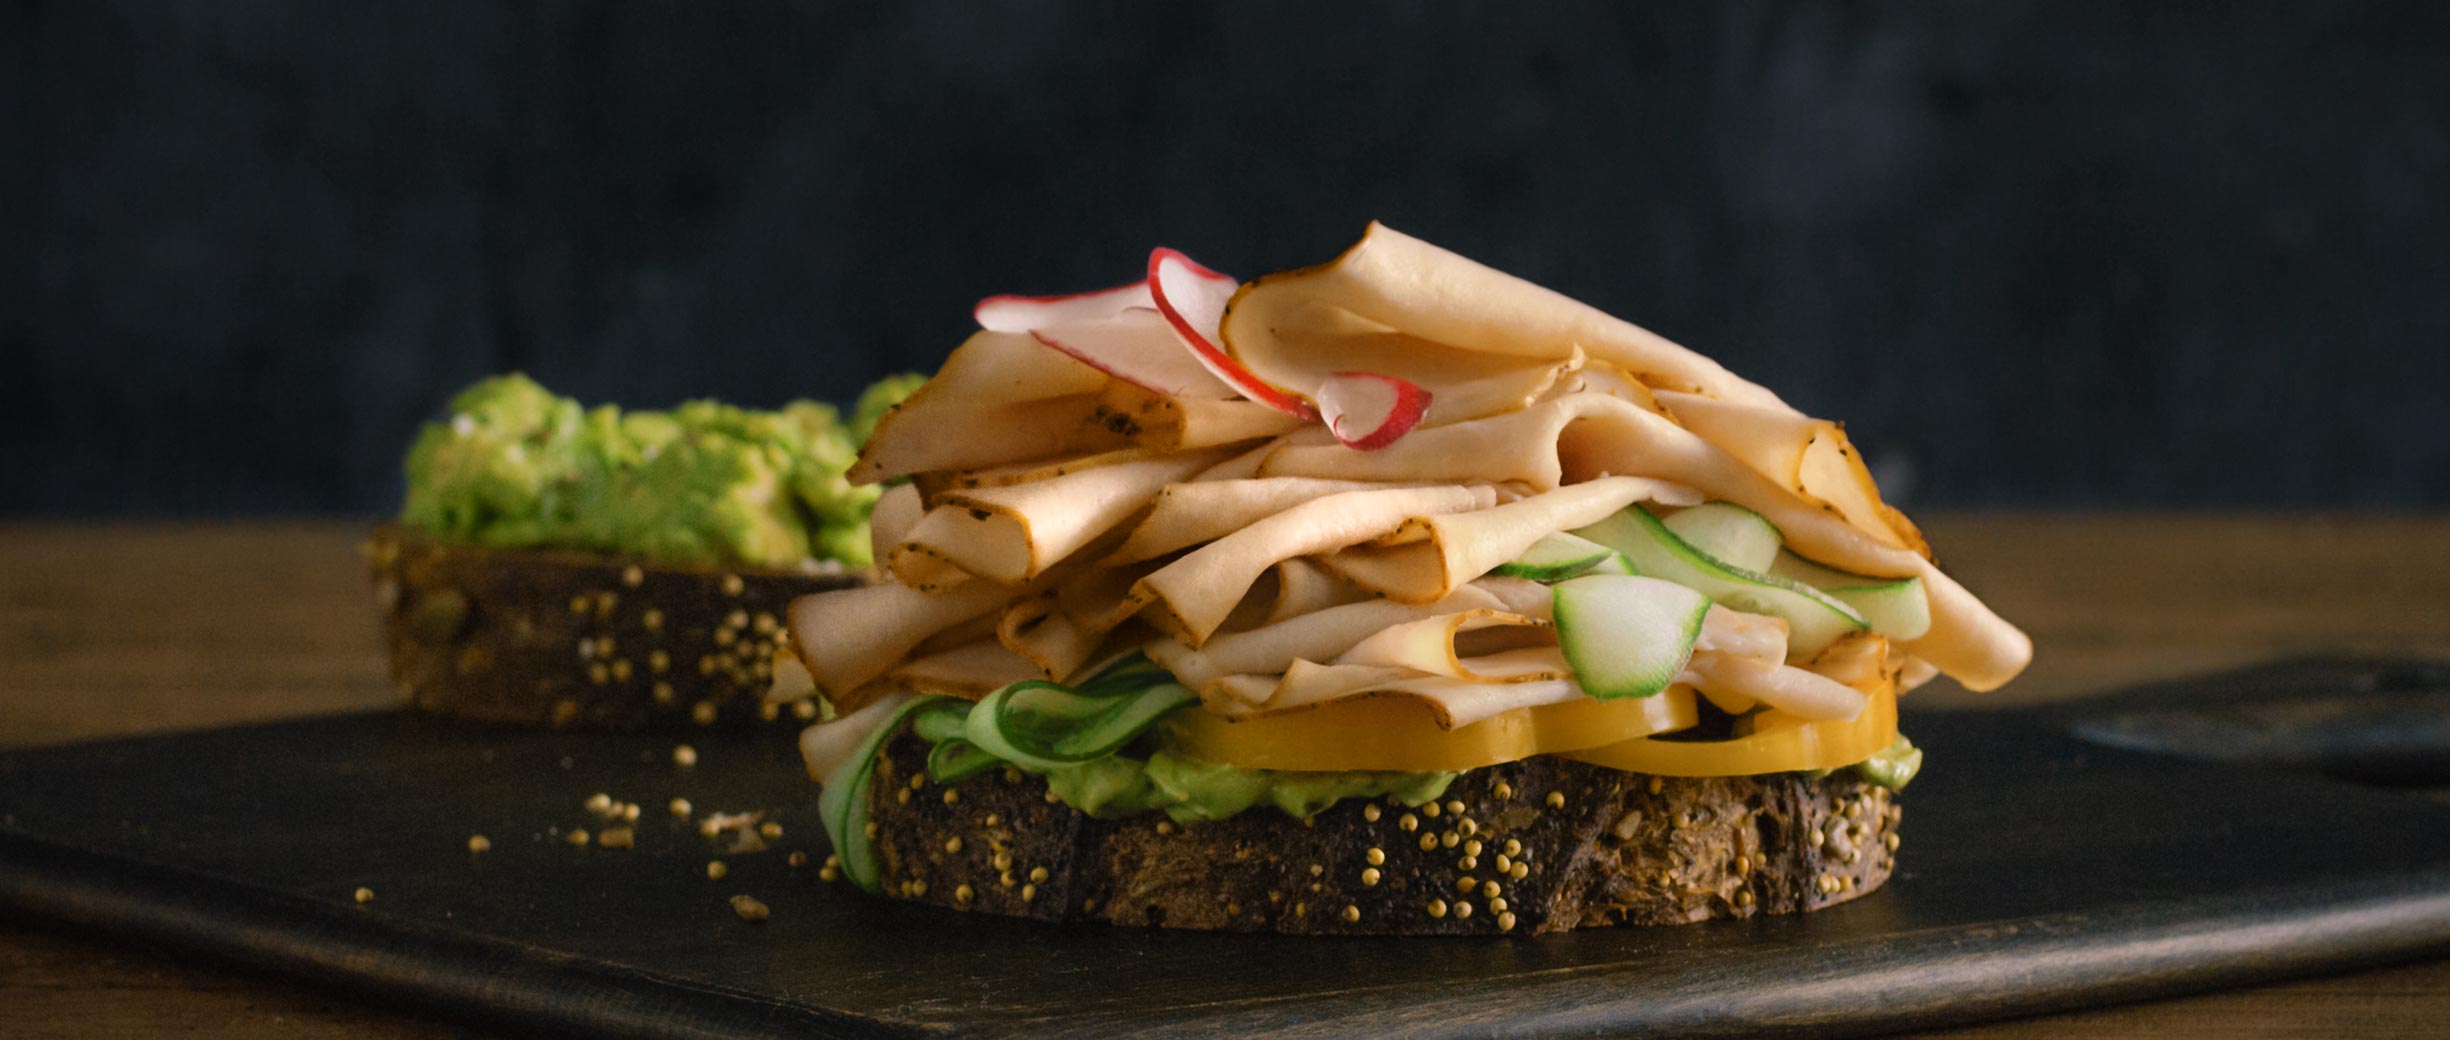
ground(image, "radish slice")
xmin=975 ymin=281 xmax=1152 ymax=332
xmin=1029 ymin=309 xmax=1235 ymax=400
xmin=1149 ymin=248 xmax=1318 ymax=419
xmin=976 ymin=280 xmax=1235 ymax=399
xmin=1314 ymin=370 xmax=1431 ymax=451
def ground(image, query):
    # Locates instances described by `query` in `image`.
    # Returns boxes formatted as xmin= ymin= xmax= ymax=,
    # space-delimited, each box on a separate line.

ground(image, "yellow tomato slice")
xmin=1563 ymin=684 xmax=1897 ymax=776
xmin=1164 ymin=688 xmax=1700 ymax=773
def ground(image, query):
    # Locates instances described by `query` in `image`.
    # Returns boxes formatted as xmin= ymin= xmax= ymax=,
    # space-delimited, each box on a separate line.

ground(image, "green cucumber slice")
xmin=964 ymin=679 xmax=1199 ymax=771
xmin=1551 ymin=574 xmax=1712 ymax=699
xmin=1661 ymin=502 xmax=1782 ymax=573
xmin=1768 ymin=552 xmax=1932 ymax=641
xmin=818 ymin=695 xmax=948 ymax=893
xmin=1491 ymin=532 xmax=1627 ymax=582
xmin=1076 ymin=650 xmax=1173 ymax=696
xmin=926 ymin=738 xmax=1002 ymax=784
xmin=1573 ymin=507 xmax=1868 ymax=660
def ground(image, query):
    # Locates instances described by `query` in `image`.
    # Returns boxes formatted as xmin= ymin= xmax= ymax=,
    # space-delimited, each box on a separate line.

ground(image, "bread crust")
xmin=859 ymin=727 xmax=1900 ymax=935
xmin=365 ymin=524 xmax=864 ymax=729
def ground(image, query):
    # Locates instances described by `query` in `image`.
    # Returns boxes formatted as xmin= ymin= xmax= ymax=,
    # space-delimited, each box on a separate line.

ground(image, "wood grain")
xmin=3 ymin=516 xmax=2447 ymax=1038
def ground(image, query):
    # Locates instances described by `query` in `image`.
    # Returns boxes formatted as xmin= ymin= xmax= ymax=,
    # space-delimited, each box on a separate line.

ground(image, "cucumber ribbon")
xmin=816 ymin=653 xmax=1193 ymax=892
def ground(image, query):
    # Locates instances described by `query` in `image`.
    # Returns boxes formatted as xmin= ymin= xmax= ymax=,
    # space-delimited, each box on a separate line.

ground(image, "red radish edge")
xmin=1315 ymin=370 xmax=1432 ymax=451
xmin=974 ymin=280 xmax=1153 ymax=332
xmin=1147 ymin=248 xmax=1318 ymax=420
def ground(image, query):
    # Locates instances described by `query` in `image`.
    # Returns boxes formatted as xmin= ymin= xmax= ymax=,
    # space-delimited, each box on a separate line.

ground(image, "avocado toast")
xmin=369 ymin=373 xmax=917 ymax=728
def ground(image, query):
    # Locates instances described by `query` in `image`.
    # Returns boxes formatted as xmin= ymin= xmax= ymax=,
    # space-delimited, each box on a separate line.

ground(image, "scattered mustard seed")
xmin=353 ymin=887 xmax=374 ymax=904
xmin=672 ymin=745 xmax=698 ymax=768
xmin=729 ymin=894 xmax=770 ymax=922
xmin=706 ymin=860 xmax=728 ymax=880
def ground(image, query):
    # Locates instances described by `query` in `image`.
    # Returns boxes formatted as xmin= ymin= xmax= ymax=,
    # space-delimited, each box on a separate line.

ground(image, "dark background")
xmin=7 ymin=1 xmax=2447 ymax=517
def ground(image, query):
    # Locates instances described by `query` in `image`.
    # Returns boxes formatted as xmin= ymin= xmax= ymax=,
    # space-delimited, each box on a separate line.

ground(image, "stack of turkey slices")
xmin=779 ymin=223 xmax=2030 ymax=935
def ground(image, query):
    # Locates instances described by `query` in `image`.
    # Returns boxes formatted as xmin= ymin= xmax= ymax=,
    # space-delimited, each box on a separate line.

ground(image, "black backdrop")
xmin=8 ymin=1 xmax=2448 ymax=516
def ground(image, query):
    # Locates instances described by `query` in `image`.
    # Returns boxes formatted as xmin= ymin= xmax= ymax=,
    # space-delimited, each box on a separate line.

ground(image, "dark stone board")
xmin=4 ymin=661 xmax=2450 ymax=1038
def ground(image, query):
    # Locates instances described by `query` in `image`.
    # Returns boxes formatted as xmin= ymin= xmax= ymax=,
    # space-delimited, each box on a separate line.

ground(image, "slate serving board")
xmin=5 ymin=658 xmax=2450 ymax=1039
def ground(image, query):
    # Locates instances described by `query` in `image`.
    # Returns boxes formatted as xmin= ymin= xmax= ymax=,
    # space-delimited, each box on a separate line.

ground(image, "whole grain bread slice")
xmin=853 ymin=726 xmax=1901 ymax=935
xmin=365 ymin=524 xmax=864 ymax=729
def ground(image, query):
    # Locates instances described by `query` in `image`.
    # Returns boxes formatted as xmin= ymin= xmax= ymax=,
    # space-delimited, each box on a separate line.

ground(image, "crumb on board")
xmin=730 ymin=894 xmax=770 ymax=922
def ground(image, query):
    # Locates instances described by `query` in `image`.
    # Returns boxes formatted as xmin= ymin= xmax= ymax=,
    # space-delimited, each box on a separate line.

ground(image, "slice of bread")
xmin=365 ymin=524 xmax=864 ymax=729
xmin=851 ymin=725 xmax=1900 ymax=934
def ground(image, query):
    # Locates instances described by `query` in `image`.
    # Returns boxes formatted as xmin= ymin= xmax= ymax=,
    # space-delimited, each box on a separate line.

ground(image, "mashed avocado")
xmin=400 ymin=373 xmax=919 ymax=568
xmin=1042 ymin=750 xmax=1456 ymax=825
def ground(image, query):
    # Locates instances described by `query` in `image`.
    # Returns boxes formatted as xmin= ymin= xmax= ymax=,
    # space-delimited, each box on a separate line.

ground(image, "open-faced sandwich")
xmin=780 ymin=224 xmax=2031 ymax=934
xmin=368 ymin=372 xmax=918 ymax=728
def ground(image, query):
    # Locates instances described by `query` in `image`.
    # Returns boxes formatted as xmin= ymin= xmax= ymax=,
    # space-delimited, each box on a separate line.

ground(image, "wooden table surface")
xmin=4 ymin=516 xmax=2448 ymax=1038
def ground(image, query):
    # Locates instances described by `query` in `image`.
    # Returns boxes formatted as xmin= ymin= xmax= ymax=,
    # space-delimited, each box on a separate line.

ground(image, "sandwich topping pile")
xmin=778 ymin=223 xmax=2031 ymax=933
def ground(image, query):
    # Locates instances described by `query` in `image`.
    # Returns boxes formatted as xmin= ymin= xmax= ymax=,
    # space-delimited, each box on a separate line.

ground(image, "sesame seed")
xmin=1441 ymin=831 xmax=1461 ymax=849
xmin=942 ymin=789 xmax=959 ymax=805
xmin=1363 ymin=804 xmax=1382 ymax=822
xmin=730 ymin=895 xmax=770 ymax=922
xmin=588 ymin=663 xmax=610 ymax=686
xmin=1648 ymin=775 xmax=1665 ymax=795
xmin=1457 ymin=876 xmax=1478 ymax=893
xmin=1361 ymin=868 xmax=1382 ymax=887
xmin=1021 ymin=883 xmax=1037 ymax=902
xmin=1509 ymin=862 xmax=1530 ymax=880
xmin=1735 ymin=889 xmax=1756 ymax=908
xmin=598 ymin=827 xmax=634 ymax=849
xmin=1481 ymin=880 xmax=1501 ymax=899
xmin=585 ymin=793 xmax=613 ymax=814
xmin=691 ymin=702 xmax=718 ymax=725
xmin=1308 ymin=863 xmax=1324 ymax=877
xmin=467 ymin=835 xmax=491 ymax=853
xmin=1364 ymin=848 xmax=1385 ymax=866
xmin=1503 ymin=839 xmax=1523 ymax=857
xmin=621 ymin=565 xmax=644 ymax=588
xmin=673 ymin=745 xmax=698 ymax=767
xmin=652 ymin=682 xmax=675 ymax=704
xmin=954 ymin=884 xmax=975 ymax=903
xmin=1453 ymin=901 xmax=1473 ymax=919
xmin=1420 ymin=802 xmax=1440 ymax=818
xmin=1444 ymin=800 xmax=1465 ymax=816
xmin=642 ymin=608 xmax=665 ymax=631
xmin=896 ymin=789 xmax=912 ymax=805
xmin=1459 ymin=819 xmax=1479 ymax=838
xmin=1155 ymin=820 xmax=1176 ymax=836
xmin=1341 ymin=905 xmax=1361 ymax=923
xmin=706 ymin=860 xmax=728 ymax=879
xmin=910 ymin=879 xmax=930 ymax=898
xmin=754 ymin=613 xmax=779 ymax=634
xmin=1464 ymin=839 xmax=1484 ymax=857
xmin=792 ymin=700 xmax=818 ymax=719
xmin=818 ymin=865 xmax=839 ymax=882
xmin=1427 ymin=899 xmax=1449 ymax=919
xmin=1418 ymin=833 xmax=1438 ymax=851
xmin=669 ymin=798 xmax=692 ymax=817
xmin=724 ymin=609 xmax=748 ymax=631
xmin=1029 ymin=866 xmax=1049 ymax=883
xmin=566 ymin=829 xmax=591 ymax=846
xmin=353 ymin=887 xmax=374 ymax=904
xmin=862 ymin=822 xmax=878 ymax=839
xmin=568 ymin=595 xmax=590 ymax=615
xmin=1493 ymin=781 xmax=1515 ymax=800
xmin=1545 ymin=791 xmax=1566 ymax=809
xmin=1884 ymin=832 xmax=1902 ymax=851
xmin=721 ymin=574 xmax=745 ymax=597
xmin=788 ymin=851 xmax=808 ymax=867
xmin=1398 ymin=813 xmax=1419 ymax=832
xmin=991 ymin=851 xmax=1012 ymax=871
xmin=760 ymin=822 xmax=784 ymax=839
xmin=1493 ymin=854 xmax=1512 ymax=873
